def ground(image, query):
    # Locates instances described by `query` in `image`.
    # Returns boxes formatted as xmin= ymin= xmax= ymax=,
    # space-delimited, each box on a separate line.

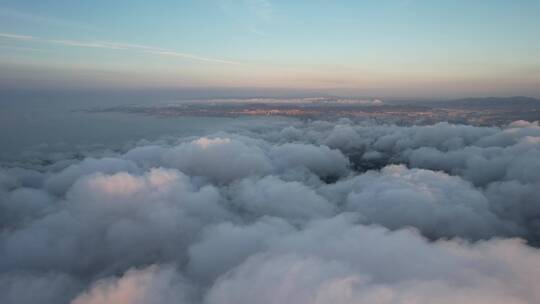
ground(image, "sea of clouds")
xmin=1 ymin=118 xmax=539 ymax=304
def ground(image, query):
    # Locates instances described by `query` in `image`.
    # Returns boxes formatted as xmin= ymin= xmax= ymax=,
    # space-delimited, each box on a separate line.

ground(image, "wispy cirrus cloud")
xmin=146 ymin=50 xmax=240 ymax=65
xmin=0 ymin=32 xmax=33 ymax=40
xmin=57 ymin=40 xmax=240 ymax=65
xmin=0 ymin=32 xmax=240 ymax=65
xmin=47 ymin=40 xmax=130 ymax=50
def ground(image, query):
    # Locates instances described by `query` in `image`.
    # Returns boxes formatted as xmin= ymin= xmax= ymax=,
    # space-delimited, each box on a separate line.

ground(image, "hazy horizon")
xmin=2 ymin=87 xmax=540 ymax=102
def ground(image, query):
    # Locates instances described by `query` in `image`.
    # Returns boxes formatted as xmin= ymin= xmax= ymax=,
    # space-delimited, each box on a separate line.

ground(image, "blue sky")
xmin=0 ymin=0 xmax=539 ymax=97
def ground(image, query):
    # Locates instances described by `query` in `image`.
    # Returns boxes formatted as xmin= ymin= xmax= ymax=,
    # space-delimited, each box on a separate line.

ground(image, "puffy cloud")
xmin=0 ymin=170 xmax=18 ymax=190
xmin=72 ymin=265 xmax=193 ymax=304
xmin=485 ymin=180 xmax=540 ymax=244
xmin=1 ymin=119 xmax=540 ymax=304
xmin=0 ymin=187 xmax=54 ymax=229
xmin=340 ymin=165 xmax=520 ymax=240
xmin=508 ymin=120 xmax=539 ymax=128
xmin=228 ymin=175 xmax=334 ymax=220
xmin=323 ymin=124 xmax=363 ymax=151
xmin=163 ymin=137 xmax=272 ymax=183
xmin=0 ymin=168 xmax=228 ymax=276
xmin=206 ymin=216 xmax=540 ymax=304
xmin=270 ymin=143 xmax=350 ymax=178
xmin=45 ymin=157 xmax=140 ymax=195
xmin=0 ymin=271 xmax=81 ymax=304
xmin=187 ymin=217 xmax=293 ymax=282
xmin=406 ymin=136 xmax=540 ymax=186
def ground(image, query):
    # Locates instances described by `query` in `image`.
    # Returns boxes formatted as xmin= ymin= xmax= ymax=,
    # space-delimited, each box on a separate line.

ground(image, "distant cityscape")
xmin=94 ymin=96 xmax=540 ymax=126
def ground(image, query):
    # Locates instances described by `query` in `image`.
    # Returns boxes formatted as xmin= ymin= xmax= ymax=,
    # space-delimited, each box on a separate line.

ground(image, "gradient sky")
xmin=0 ymin=0 xmax=539 ymax=98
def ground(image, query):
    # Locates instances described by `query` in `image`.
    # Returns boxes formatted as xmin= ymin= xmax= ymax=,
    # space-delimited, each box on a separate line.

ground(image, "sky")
xmin=0 ymin=0 xmax=539 ymax=98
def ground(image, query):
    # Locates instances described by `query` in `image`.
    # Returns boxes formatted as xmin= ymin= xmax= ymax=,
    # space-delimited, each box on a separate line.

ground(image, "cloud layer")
xmin=1 ymin=119 xmax=540 ymax=303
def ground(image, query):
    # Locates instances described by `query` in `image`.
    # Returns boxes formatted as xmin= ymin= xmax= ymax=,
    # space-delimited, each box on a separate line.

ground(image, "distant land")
xmin=93 ymin=96 xmax=540 ymax=127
